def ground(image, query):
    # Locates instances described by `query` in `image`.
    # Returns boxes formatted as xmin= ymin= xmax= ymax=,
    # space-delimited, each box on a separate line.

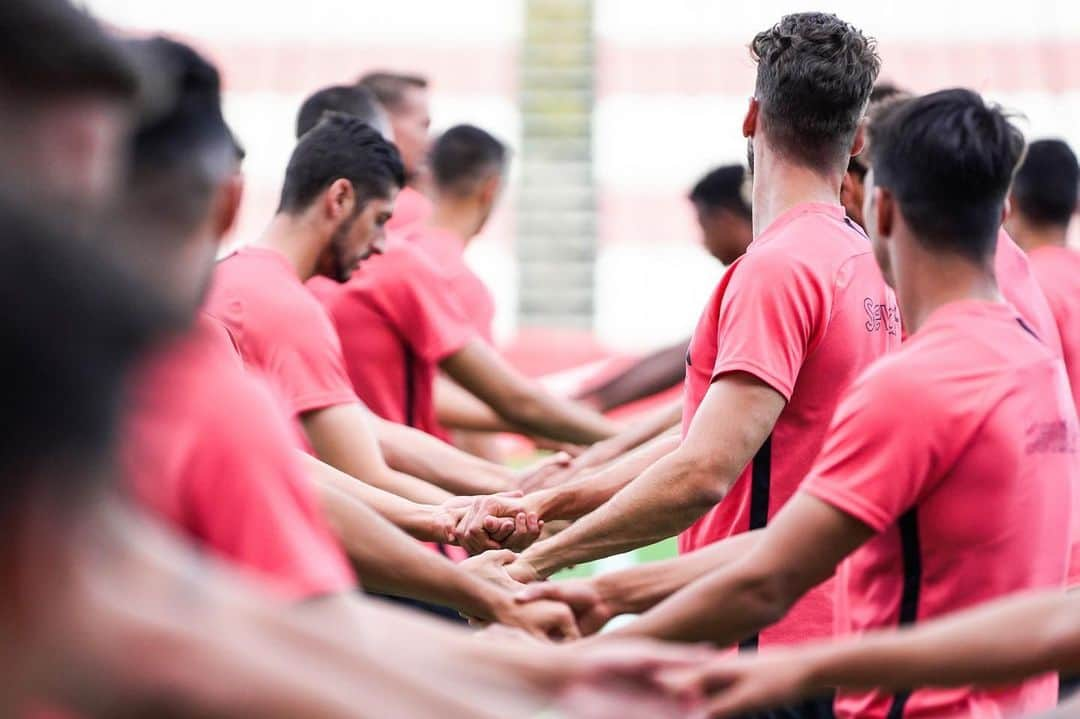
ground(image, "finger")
xmin=487 ymin=516 xmax=515 ymax=543
xmin=655 ymin=667 xmax=707 ymax=697
xmin=553 ymin=610 xmax=582 ymax=641
xmin=496 ymin=490 xmax=524 ymax=499
xmin=516 ymin=583 xmax=559 ymax=603
xmin=526 ymin=512 xmax=541 ymax=536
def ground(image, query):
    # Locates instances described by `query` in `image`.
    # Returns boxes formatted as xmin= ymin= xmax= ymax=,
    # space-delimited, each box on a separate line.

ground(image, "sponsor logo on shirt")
xmin=863 ymin=298 xmax=900 ymax=336
xmin=1025 ymin=419 xmax=1079 ymax=454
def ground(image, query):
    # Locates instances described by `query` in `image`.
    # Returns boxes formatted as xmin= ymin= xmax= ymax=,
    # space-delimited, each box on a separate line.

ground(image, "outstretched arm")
xmin=442 ymin=338 xmax=621 ymax=446
xmin=514 ymin=373 xmax=784 ymax=579
xmin=657 ymin=589 xmax=1080 ymax=718
xmin=575 ymin=338 xmax=690 ymax=412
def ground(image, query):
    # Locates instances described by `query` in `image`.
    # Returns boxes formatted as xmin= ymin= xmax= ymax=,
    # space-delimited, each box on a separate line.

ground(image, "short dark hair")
xmin=751 ymin=12 xmax=880 ymax=171
xmin=869 ymin=88 xmax=1026 ymax=261
xmin=358 ymin=71 xmax=428 ymax=112
xmin=1011 ymin=139 xmax=1079 ymax=227
xmin=0 ymin=0 xmax=138 ymax=99
xmin=125 ymin=37 xmax=238 ymax=239
xmin=0 ymin=198 xmax=172 ymax=516
xmin=296 ymin=84 xmax=383 ymax=138
xmin=278 ymin=113 xmax=405 ymax=214
xmin=430 ymin=124 xmax=506 ymax=197
xmin=689 ymin=165 xmax=751 ymax=217
xmin=870 ymin=81 xmax=906 ymax=105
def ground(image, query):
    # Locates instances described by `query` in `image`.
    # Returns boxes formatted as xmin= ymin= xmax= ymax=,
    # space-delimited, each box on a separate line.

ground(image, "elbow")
xmin=676 ymin=452 xmax=734 ymax=512
xmin=732 ymin=568 xmax=801 ymax=630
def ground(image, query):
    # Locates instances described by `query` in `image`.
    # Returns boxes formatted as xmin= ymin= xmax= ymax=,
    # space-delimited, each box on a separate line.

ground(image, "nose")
xmin=370 ymin=232 xmax=387 ymax=256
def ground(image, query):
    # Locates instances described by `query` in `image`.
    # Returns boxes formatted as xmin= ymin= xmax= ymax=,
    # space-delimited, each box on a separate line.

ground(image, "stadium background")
xmin=85 ymin=0 xmax=1080 ymax=582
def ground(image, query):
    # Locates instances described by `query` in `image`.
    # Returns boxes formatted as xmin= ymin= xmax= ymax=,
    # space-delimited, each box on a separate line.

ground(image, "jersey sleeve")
xmin=270 ymin=301 xmax=358 ymax=416
xmin=801 ymin=360 xmax=945 ymax=532
xmin=368 ymin=249 xmax=476 ymax=364
xmin=711 ymin=251 xmax=829 ymax=400
xmin=184 ymin=380 xmax=356 ymax=600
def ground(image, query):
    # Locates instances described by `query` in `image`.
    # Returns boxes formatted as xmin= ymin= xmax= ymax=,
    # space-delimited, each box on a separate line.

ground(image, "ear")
xmin=479 ymin=174 xmax=501 ymax=206
xmin=213 ymin=171 xmax=245 ymax=241
xmin=850 ymin=120 xmax=866 ymax=158
xmin=324 ymin=178 xmax=355 ymax=221
xmin=875 ymin=186 xmax=894 ymax=240
xmin=742 ymin=97 xmax=760 ymax=138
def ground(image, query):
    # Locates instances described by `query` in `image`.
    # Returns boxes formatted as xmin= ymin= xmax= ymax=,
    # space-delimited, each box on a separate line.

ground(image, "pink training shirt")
xmin=386 ymin=185 xmax=433 ymax=232
xmin=804 ymin=300 xmax=1076 ymax=718
xmin=125 ymin=316 xmax=356 ymax=600
xmin=679 ymin=202 xmax=900 ymax=650
xmin=204 ymin=247 xmax=357 ymax=418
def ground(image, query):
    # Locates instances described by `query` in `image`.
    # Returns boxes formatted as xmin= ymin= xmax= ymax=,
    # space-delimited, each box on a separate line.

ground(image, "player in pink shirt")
xmin=603 ymin=89 xmax=1077 ymax=719
xmin=510 ymin=16 xmax=893 ymax=679
xmin=843 ymin=85 xmax=1064 ymax=358
xmin=314 ymin=124 xmax=619 ymax=447
xmin=1006 ymin=139 xmax=1080 ymax=413
xmin=295 ymin=83 xmax=392 ymax=141
xmin=359 ymin=71 xmax=434 ymax=232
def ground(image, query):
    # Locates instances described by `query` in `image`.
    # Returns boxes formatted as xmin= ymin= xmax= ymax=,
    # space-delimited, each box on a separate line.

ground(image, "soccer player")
xmin=315 ymin=123 xmax=619 ymax=448
xmin=842 ymin=85 xmax=1064 ymax=358
xmin=504 ymin=18 xmax=896 ymax=649
xmin=119 ymin=38 xmax=578 ymax=636
xmin=580 ymin=88 xmax=1077 ymax=719
xmin=295 ymin=83 xmax=393 ymax=140
xmin=359 ymin=71 xmax=434 ymax=230
xmin=1005 ymin=138 xmax=1080 ymax=412
xmin=574 ymin=164 xmax=753 ymax=414
xmin=203 ymin=114 xmax=543 ymax=549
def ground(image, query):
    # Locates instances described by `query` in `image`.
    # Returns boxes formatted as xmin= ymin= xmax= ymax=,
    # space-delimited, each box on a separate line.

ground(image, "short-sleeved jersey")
xmin=312 ymin=239 xmax=477 ymax=441
xmin=679 ymin=202 xmax=900 ymax=650
xmin=124 ymin=317 xmax=356 ymax=600
xmin=204 ymin=247 xmax=356 ymax=417
xmin=803 ymin=300 xmax=1076 ymax=718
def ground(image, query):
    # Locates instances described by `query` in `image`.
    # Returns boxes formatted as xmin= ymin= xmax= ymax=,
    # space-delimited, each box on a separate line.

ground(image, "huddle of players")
xmin=6 ymin=1 xmax=1080 ymax=717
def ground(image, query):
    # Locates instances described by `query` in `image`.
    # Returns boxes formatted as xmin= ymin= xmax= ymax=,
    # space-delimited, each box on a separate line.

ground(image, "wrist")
xmin=592 ymin=571 xmax=632 ymax=618
xmin=519 ymin=543 xmax=560 ymax=580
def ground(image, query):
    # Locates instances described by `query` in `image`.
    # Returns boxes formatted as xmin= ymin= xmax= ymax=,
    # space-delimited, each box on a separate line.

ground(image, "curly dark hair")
xmin=751 ymin=12 xmax=880 ymax=171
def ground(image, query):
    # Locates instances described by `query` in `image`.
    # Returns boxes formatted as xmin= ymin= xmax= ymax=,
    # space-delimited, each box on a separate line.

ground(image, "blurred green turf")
xmin=552 ymin=537 xmax=677 ymax=579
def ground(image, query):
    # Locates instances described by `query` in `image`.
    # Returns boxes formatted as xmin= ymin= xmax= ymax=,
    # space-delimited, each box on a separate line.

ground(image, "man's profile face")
xmin=322 ymin=190 xmax=397 ymax=282
xmin=863 ymin=169 xmax=895 ymax=288
xmin=389 ymin=87 xmax=431 ymax=179
xmin=695 ymin=204 xmax=753 ymax=265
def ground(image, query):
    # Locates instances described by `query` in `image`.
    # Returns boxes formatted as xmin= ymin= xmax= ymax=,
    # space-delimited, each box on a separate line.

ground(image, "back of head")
xmin=1011 ymin=139 xmax=1079 ymax=227
xmin=278 ymin=113 xmax=405 ymax=214
xmin=124 ymin=36 xmax=238 ymax=245
xmin=430 ymin=124 xmax=506 ymax=198
xmin=358 ymin=71 xmax=428 ymax=114
xmin=0 ymin=198 xmax=171 ymax=518
xmin=0 ymin=0 xmax=137 ymax=100
xmin=751 ymin=12 xmax=880 ymax=171
xmin=689 ymin=165 xmax=751 ymax=217
xmin=296 ymin=84 xmax=387 ymax=139
xmin=869 ymin=88 xmax=1026 ymax=260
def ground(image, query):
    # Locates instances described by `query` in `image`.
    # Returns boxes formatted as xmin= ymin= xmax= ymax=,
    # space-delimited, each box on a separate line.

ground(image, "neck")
xmin=256 ymin=212 xmax=325 ymax=281
xmin=1009 ymin=217 xmax=1068 ymax=253
xmin=897 ymin=246 xmax=1000 ymax=334
xmin=428 ymin=199 xmax=481 ymax=246
xmin=751 ymin=151 xmax=844 ymax=238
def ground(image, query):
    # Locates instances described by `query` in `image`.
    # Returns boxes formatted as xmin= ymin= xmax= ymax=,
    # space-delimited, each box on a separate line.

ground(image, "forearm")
xmin=570 ymin=402 xmax=682 ymax=472
xmin=304 ymin=454 xmax=449 ymax=541
xmin=435 ymin=375 xmax=519 ymax=433
xmin=520 ymin=447 xmax=726 ymax=577
xmin=592 ymin=531 xmax=762 ymax=618
xmin=612 ymin=557 xmax=793 ymax=644
xmin=799 ymin=590 xmax=1080 ymax=693
xmin=528 ymin=433 xmax=682 ymax=521
xmin=576 ymin=340 xmax=689 ymax=412
xmin=316 ymin=481 xmax=512 ymax=619
xmin=493 ymin=389 xmax=620 ymax=446
xmin=373 ymin=416 xmax=513 ymax=495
